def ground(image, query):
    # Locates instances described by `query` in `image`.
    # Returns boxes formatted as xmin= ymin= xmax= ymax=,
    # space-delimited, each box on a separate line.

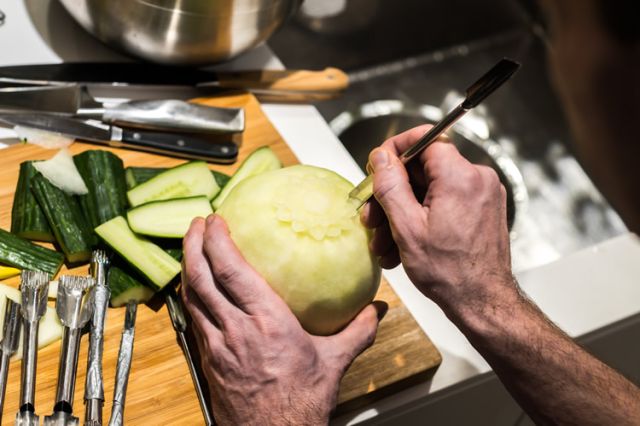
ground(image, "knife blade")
xmin=0 ymin=113 xmax=238 ymax=164
xmin=0 ymin=85 xmax=245 ymax=134
xmin=0 ymin=63 xmax=348 ymax=96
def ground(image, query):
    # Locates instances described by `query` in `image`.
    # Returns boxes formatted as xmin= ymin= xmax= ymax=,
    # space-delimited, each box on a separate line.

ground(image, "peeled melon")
xmin=217 ymin=165 xmax=381 ymax=335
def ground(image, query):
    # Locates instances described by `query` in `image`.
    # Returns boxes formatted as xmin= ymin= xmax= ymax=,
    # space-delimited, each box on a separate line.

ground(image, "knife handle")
xmin=117 ymin=129 xmax=238 ymax=164
xmin=209 ymin=68 xmax=349 ymax=94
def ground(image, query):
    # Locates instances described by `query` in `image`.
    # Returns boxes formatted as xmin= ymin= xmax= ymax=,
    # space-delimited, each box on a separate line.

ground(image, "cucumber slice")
xmin=127 ymin=196 xmax=213 ymax=238
xmin=126 ymin=161 xmax=220 ymax=207
xmin=0 ymin=228 xmax=64 ymax=277
xmin=74 ymin=150 xmax=128 ymax=228
xmin=108 ymin=266 xmax=155 ymax=307
xmin=32 ymin=174 xmax=96 ymax=264
xmin=212 ymin=146 xmax=281 ymax=210
xmin=95 ymin=216 xmax=181 ymax=290
xmin=11 ymin=161 xmax=54 ymax=242
xmin=125 ymin=166 xmax=231 ymax=191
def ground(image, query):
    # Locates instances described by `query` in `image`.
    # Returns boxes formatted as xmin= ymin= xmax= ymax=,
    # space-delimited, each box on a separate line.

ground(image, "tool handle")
xmin=19 ymin=321 xmax=39 ymax=408
xmin=179 ymin=332 xmax=215 ymax=426
xmin=108 ymin=302 xmax=137 ymax=426
xmin=113 ymin=129 xmax=238 ymax=164
xmin=0 ymin=354 xmax=10 ymax=419
xmin=54 ymin=327 xmax=82 ymax=409
xmin=101 ymin=100 xmax=245 ymax=134
xmin=212 ymin=67 xmax=349 ymax=94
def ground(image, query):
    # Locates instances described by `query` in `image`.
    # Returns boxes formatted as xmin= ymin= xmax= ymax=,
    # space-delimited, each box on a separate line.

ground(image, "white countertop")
xmin=2 ymin=2 xmax=640 ymax=424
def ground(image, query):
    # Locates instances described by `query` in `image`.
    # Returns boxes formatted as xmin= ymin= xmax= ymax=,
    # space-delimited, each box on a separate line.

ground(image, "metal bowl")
xmin=57 ymin=0 xmax=302 ymax=65
xmin=330 ymin=100 xmax=528 ymax=230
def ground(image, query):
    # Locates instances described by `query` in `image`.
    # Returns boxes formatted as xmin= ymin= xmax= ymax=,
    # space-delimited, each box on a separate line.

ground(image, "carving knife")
xmin=0 ymin=112 xmax=238 ymax=164
xmin=348 ymin=58 xmax=521 ymax=208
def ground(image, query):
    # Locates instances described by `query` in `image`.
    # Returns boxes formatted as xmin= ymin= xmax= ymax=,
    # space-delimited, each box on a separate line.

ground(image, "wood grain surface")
xmin=0 ymin=92 xmax=441 ymax=424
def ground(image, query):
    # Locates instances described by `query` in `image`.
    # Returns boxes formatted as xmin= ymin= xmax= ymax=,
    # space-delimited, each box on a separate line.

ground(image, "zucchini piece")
xmin=108 ymin=266 xmax=155 ymax=307
xmin=95 ymin=216 xmax=181 ymax=290
xmin=127 ymin=196 xmax=213 ymax=238
xmin=31 ymin=174 xmax=96 ymax=264
xmin=125 ymin=166 xmax=231 ymax=190
xmin=212 ymin=146 xmax=281 ymax=210
xmin=126 ymin=161 xmax=220 ymax=207
xmin=11 ymin=162 xmax=54 ymax=242
xmin=74 ymin=150 xmax=128 ymax=228
xmin=0 ymin=228 xmax=64 ymax=276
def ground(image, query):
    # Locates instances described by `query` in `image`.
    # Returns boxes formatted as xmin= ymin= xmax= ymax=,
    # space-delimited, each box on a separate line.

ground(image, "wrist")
xmin=438 ymin=275 xmax=526 ymax=339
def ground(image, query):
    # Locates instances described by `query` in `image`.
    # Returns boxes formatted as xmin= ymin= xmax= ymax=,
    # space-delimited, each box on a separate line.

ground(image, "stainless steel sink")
xmin=269 ymin=1 xmax=627 ymax=272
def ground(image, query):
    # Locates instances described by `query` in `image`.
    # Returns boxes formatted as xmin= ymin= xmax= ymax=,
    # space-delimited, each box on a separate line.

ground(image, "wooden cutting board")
xmin=0 ymin=92 xmax=441 ymax=424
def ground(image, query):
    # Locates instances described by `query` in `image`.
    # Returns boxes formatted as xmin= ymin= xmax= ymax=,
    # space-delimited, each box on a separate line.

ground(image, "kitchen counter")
xmin=1 ymin=1 xmax=639 ymax=424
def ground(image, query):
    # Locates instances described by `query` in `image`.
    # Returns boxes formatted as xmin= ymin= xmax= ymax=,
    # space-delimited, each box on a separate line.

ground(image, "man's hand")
xmin=181 ymin=215 xmax=387 ymax=426
xmin=362 ymin=125 xmax=640 ymax=425
xmin=361 ymin=125 xmax=515 ymax=316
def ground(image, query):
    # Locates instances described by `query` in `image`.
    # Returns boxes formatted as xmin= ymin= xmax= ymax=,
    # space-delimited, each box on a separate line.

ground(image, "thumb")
xmin=369 ymin=148 xmax=424 ymax=232
xmin=329 ymin=301 xmax=388 ymax=371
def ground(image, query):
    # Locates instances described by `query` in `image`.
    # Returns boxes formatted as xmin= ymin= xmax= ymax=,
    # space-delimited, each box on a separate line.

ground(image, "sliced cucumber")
xmin=125 ymin=166 xmax=231 ymax=191
xmin=127 ymin=161 xmax=220 ymax=207
xmin=212 ymin=146 xmax=281 ymax=210
xmin=11 ymin=162 xmax=55 ymax=242
xmin=95 ymin=216 xmax=181 ymax=290
xmin=0 ymin=228 xmax=64 ymax=277
xmin=108 ymin=266 xmax=155 ymax=307
xmin=74 ymin=150 xmax=128 ymax=228
xmin=127 ymin=196 xmax=213 ymax=238
xmin=31 ymin=174 xmax=96 ymax=264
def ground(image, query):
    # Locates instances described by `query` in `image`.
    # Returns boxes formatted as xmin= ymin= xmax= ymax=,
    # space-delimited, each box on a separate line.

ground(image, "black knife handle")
xmin=119 ymin=129 xmax=238 ymax=164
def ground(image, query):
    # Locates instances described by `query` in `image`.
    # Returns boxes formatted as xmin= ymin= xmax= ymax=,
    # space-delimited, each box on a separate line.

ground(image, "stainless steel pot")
xmin=57 ymin=0 xmax=302 ymax=65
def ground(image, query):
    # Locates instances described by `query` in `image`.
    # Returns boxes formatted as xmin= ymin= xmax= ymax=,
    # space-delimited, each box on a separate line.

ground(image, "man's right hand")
xmin=362 ymin=125 xmax=640 ymax=425
xmin=361 ymin=125 xmax=516 ymax=316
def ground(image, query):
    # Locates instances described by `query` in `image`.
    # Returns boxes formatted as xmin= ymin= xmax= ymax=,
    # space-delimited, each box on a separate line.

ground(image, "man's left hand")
xmin=181 ymin=215 xmax=387 ymax=425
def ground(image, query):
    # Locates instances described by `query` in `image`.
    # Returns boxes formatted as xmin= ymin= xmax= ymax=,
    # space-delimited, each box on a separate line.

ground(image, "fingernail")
xmin=370 ymin=149 xmax=389 ymax=172
xmin=206 ymin=214 xmax=216 ymax=225
xmin=374 ymin=301 xmax=389 ymax=321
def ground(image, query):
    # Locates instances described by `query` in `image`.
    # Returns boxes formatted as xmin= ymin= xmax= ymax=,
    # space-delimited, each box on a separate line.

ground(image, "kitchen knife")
xmin=0 ymin=63 xmax=349 ymax=102
xmin=0 ymin=113 xmax=238 ymax=163
xmin=0 ymin=85 xmax=245 ymax=134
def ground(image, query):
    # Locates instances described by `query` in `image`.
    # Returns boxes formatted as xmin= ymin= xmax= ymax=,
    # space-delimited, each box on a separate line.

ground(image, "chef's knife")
xmin=0 ymin=113 xmax=238 ymax=164
xmin=0 ymin=85 xmax=245 ymax=134
xmin=0 ymin=63 xmax=349 ymax=102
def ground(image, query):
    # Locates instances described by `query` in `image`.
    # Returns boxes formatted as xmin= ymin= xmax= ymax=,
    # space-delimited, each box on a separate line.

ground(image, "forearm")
xmin=446 ymin=280 xmax=640 ymax=425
